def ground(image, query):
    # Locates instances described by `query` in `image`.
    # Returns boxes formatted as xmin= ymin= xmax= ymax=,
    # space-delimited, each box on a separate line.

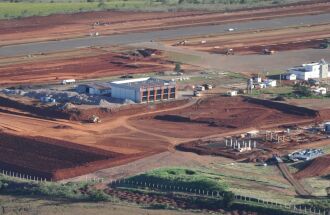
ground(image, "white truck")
xmin=62 ymin=79 xmax=76 ymax=85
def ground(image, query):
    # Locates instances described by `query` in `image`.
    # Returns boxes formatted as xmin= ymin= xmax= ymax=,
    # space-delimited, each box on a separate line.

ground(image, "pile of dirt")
xmin=154 ymin=115 xmax=237 ymax=128
xmin=295 ymin=154 xmax=330 ymax=179
xmin=0 ymin=132 xmax=122 ymax=180
xmin=71 ymin=99 xmax=189 ymax=122
xmin=243 ymin=97 xmax=319 ymax=117
xmin=0 ymin=95 xmax=70 ymax=120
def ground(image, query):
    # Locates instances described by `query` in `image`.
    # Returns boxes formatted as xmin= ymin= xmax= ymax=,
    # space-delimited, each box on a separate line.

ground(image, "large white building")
xmin=288 ymin=60 xmax=329 ymax=80
xmin=110 ymin=77 xmax=176 ymax=103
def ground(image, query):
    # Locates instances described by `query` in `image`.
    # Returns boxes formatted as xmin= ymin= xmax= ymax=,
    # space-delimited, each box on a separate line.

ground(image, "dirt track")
xmin=277 ymin=162 xmax=311 ymax=197
xmin=1 ymin=1 xmax=330 ymax=46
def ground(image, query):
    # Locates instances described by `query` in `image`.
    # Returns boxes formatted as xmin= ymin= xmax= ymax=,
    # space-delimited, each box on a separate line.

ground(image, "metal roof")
xmin=111 ymin=77 xmax=175 ymax=90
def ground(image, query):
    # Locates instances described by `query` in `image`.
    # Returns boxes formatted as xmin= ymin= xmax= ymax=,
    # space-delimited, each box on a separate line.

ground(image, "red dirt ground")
xmin=169 ymin=24 xmax=330 ymax=55
xmin=0 ymin=97 xmax=191 ymax=180
xmin=0 ymin=133 xmax=121 ymax=180
xmin=0 ymin=94 xmax=327 ymax=181
xmin=0 ymin=0 xmax=330 ymax=46
xmin=295 ymin=154 xmax=330 ymax=179
xmin=129 ymin=96 xmax=315 ymax=139
xmin=0 ymin=49 xmax=175 ymax=86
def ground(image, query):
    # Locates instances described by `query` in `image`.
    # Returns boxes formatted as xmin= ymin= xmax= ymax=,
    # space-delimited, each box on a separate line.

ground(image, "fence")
xmin=1 ymin=171 xmax=329 ymax=215
xmin=0 ymin=169 xmax=49 ymax=182
xmin=104 ymin=177 xmax=329 ymax=215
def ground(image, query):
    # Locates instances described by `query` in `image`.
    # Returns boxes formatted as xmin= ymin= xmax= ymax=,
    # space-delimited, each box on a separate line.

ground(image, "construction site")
xmin=0 ymin=0 xmax=330 ymax=214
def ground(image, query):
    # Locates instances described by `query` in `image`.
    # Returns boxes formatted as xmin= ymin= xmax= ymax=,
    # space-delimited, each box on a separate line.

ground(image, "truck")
xmin=62 ymin=79 xmax=76 ymax=85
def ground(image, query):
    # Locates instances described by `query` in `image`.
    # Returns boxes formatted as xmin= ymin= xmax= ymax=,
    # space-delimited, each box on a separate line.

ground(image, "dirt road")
xmin=277 ymin=162 xmax=311 ymax=197
xmin=1 ymin=1 xmax=330 ymax=47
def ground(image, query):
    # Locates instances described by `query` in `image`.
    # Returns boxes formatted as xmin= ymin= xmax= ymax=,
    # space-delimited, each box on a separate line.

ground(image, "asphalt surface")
xmin=1 ymin=13 xmax=330 ymax=57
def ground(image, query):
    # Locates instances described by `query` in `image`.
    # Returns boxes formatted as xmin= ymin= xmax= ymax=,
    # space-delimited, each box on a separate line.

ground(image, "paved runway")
xmin=1 ymin=13 xmax=330 ymax=57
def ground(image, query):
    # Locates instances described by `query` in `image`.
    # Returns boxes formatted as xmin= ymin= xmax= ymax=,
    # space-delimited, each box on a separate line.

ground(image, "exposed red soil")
xmin=0 ymin=0 xmax=330 ymax=46
xmin=295 ymin=154 xmax=330 ymax=179
xmin=73 ymin=99 xmax=189 ymax=122
xmin=212 ymin=39 xmax=326 ymax=55
xmin=130 ymin=96 xmax=315 ymax=138
xmin=0 ymin=97 xmax=190 ymax=180
xmin=0 ymin=132 xmax=121 ymax=180
xmin=0 ymin=50 xmax=174 ymax=86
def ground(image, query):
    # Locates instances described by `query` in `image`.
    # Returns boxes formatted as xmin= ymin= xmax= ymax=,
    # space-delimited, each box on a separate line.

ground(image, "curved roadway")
xmin=1 ymin=13 xmax=330 ymax=57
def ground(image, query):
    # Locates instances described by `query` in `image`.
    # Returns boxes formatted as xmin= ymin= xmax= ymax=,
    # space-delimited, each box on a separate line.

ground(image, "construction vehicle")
xmin=262 ymin=48 xmax=275 ymax=55
xmin=89 ymin=115 xmax=101 ymax=123
xmin=225 ymin=48 xmax=234 ymax=55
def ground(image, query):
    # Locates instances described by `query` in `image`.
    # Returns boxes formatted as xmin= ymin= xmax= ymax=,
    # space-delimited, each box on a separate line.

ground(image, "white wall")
xmin=111 ymin=86 xmax=140 ymax=102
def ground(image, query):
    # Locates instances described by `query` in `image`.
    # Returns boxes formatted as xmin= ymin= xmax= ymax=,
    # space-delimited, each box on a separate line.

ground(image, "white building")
xmin=288 ymin=60 xmax=329 ymax=80
xmin=110 ymin=77 xmax=176 ymax=103
xmin=285 ymin=73 xmax=297 ymax=80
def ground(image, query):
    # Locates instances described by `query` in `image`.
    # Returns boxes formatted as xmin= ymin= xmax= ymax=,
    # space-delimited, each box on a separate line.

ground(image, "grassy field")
xmin=302 ymin=177 xmax=329 ymax=196
xmin=128 ymin=167 xmax=229 ymax=192
xmin=0 ymin=174 xmax=110 ymax=201
xmin=0 ymin=0 xmax=308 ymax=19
